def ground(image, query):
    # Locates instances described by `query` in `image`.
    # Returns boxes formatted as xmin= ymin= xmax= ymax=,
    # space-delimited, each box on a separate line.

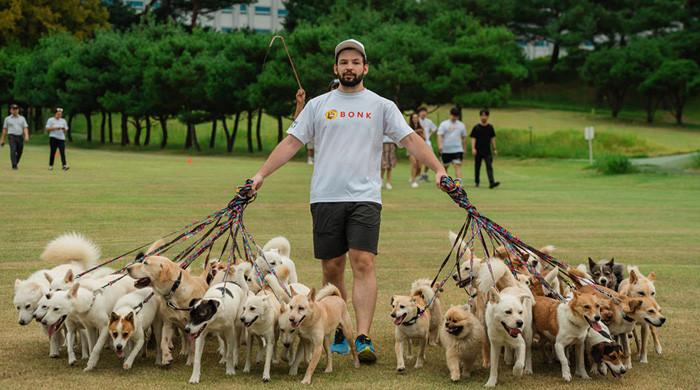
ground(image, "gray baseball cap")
xmin=335 ymin=39 xmax=366 ymax=61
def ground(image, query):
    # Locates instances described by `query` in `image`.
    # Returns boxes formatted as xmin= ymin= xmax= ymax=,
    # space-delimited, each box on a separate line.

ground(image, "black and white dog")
xmin=587 ymin=258 xmax=625 ymax=290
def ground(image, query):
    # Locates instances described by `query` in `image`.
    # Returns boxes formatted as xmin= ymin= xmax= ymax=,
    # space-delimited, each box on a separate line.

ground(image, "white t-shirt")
xmin=288 ymin=89 xmax=413 ymax=204
xmin=437 ymin=119 xmax=467 ymax=153
xmin=419 ymin=117 xmax=437 ymax=144
xmin=3 ymin=115 xmax=28 ymax=136
xmin=46 ymin=117 xmax=69 ymax=140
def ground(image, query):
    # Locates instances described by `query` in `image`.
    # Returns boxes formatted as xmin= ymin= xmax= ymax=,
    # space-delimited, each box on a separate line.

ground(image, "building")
xmin=121 ymin=0 xmax=287 ymax=33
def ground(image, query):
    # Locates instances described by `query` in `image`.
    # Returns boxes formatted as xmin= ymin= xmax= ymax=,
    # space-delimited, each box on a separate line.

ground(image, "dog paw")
xmin=188 ymin=376 xmax=200 ymax=384
xmin=512 ymin=364 xmax=523 ymax=377
xmin=484 ymin=379 xmax=497 ymax=387
xmin=243 ymin=366 xmax=251 ymax=373
xmin=123 ymin=362 xmax=132 ymax=370
xmin=262 ymin=377 xmax=270 ymax=383
xmin=49 ymin=353 xmax=60 ymax=359
xmin=451 ymin=374 xmax=460 ymax=382
xmin=226 ymin=368 xmax=236 ymax=376
xmin=289 ymin=368 xmax=298 ymax=376
xmin=562 ymin=372 xmax=572 ymax=382
xmin=301 ymin=377 xmax=312 ymax=385
xmin=68 ymin=358 xmax=77 ymax=366
xmin=218 ymin=358 xmax=226 ymax=365
xmin=396 ymin=366 xmax=405 ymax=373
xmin=524 ymin=367 xmax=533 ymax=375
xmin=655 ymin=345 xmax=663 ymax=355
xmin=324 ymin=366 xmax=333 ymax=373
xmin=83 ymin=366 xmax=94 ymax=372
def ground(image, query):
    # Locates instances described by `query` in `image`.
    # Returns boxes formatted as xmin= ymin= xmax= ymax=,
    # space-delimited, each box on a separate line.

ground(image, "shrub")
xmin=594 ymin=155 xmax=637 ymax=175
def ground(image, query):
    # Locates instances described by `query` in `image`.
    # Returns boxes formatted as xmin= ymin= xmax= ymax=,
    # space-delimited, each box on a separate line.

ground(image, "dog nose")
xmin=660 ymin=317 xmax=666 ymax=324
xmin=18 ymin=319 xmax=26 ymax=325
xmin=390 ymin=313 xmax=396 ymax=318
xmin=116 ymin=344 xmax=123 ymax=351
xmin=184 ymin=327 xmax=191 ymax=334
xmin=620 ymin=367 xmax=627 ymax=374
xmin=516 ymin=320 xmax=523 ymax=328
xmin=600 ymin=278 xmax=607 ymax=285
xmin=240 ymin=317 xmax=245 ymax=322
xmin=594 ymin=315 xmax=601 ymax=322
xmin=283 ymin=343 xmax=291 ymax=348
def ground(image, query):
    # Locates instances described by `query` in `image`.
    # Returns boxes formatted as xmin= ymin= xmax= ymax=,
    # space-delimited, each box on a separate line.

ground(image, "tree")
xmin=0 ymin=0 xmax=109 ymax=46
xmin=640 ymin=60 xmax=700 ymax=124
xmin=152 ymin=0 xmax=251 ymax=29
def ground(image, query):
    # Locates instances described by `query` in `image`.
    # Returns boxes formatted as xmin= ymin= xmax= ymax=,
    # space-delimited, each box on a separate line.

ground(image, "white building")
xmin=123 ymin=0 xmax=287 ymax=32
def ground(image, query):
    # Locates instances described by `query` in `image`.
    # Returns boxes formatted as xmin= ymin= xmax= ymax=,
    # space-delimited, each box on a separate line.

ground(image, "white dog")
xmin=256 ymin=236 xmax=298 ymax=284
xmin=241 ymin=290 xmax=282 ymax=381
xmin=185 ymin=279 xmax=248 ymax=384
xmin=109 ymin=287 xmax=163 ymax=369
xmin=484 ymin=287 xmax=533 ymax=387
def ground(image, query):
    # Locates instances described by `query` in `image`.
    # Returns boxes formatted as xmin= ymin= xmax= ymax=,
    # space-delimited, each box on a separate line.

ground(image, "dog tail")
xmin=538 ymin=245 xmax=556 ymax=256
xmin=477 ymin=258 xmax=510 ymax=294
xmin=410 ymin=278 xmax=436 ymax=303
xmin=263 ymin=236 xmax=291 ymax=258
xmin=40 ymin=232 xmax=100 ymax=268
xmin=264 ymin=265 xmax=291 ymax=303
xmin=315 ymin=283 xmax=341 ymax=301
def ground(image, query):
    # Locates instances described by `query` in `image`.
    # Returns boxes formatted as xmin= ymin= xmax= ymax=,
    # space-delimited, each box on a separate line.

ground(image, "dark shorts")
xmin=310 ymin=202 xmax=382 ymax=260
xmin=441 ymin=152 xmax=463 ymax=165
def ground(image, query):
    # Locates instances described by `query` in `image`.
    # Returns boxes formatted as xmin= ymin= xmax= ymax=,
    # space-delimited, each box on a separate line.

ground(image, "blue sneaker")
xmin=355 ymin=334 xmax=376 ymax=363
xmin=331 ymin=328 xmax=350 ymax=355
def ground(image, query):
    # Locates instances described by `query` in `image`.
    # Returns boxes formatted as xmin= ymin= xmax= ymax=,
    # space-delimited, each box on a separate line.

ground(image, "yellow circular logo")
xmin=325 ymin=109 xmax=338 ymax=120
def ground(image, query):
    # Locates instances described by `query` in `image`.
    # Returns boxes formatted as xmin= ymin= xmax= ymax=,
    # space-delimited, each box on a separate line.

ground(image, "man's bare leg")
xmin=348 ymin=249 xmax=377 ymax=336
xmin=454 ymin=163 xmax=463 ymax=178
xmin=322 ymin=254 xmax=347 ymax=300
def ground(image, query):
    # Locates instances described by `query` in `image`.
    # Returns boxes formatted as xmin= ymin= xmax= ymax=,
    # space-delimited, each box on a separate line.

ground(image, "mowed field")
xmin=1 ymin=146 xmax=699 ymax=389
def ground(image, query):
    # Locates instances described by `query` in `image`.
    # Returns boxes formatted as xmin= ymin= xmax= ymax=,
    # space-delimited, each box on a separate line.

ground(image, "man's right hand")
xmin=472 ymin=148 xmax=477 ymax=156
xmin=251 ymin=173 xmax=265 ymax=191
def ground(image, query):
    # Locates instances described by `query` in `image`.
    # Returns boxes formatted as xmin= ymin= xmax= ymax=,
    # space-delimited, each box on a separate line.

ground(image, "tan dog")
xmin=618 ymin=266 xmax=662 ymax=362
xmin=287 ymin=284 xmax=359 ymax=384
xmin=439 ymin=304 xmax=484 ymax=381
xmin=126 ymin=241 xmax=208 ymax=365
xmin=533 ymin=291 xmax=603 ymax=382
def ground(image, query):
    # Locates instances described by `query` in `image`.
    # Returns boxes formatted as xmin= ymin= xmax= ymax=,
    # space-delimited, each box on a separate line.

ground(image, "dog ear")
xmin=44 ymin=273 xmax=53 ymax=283
xmin=519 ymin=294 xmax=532 ymax=305
xmin=390 ymin=295 xmax=396 ymax=306
xmin=647 ymin=272 xmax=656 ymax=281
xmin=279 ymin=304 xmax=288 ymax=314
xmin=607 ymin=258 xmax=615 ymax=267
xmin=125 ymin=311 xmax=134 ymax=323
xmin=110 ymin=312 xmax=120 ymax=323
xmin=488 ymin=287 xmax=500 ymax=304
xmin=629 ymin=270 xmax=638 ymax=284
xmin=209 ymin=300 xmax=220 ymax=309
xmin=545 ymin=267 xmax=558 ymax=284
xmin=290 ymin=286 xmax=298 ymax=297
xmin=189 ymin=298 xmax=199 ymax=308
xmin=588 ymin=257 xmax=596 ymax=271
xmin=64 ymin=269 xmax=74 ymax=283
xmin=627 ymin=298 xmax=642 ymax=313
xmin=69 ymin=283 xmax=80 ymax=298
xmin=45 ymin=293 xmax=52 ymax=300
xmin=15 ymin=279 xmax=22 ymax=289
xmin=591 ymin=343 xmax=605 ymax=363
xmin=146 ymin=239 xmax=165 ymax=255
xmin=308 ymin=288 xmax=316 ymax=301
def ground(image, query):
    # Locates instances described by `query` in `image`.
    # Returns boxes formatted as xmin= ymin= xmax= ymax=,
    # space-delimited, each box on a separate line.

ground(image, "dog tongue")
xmin=508 ymin=327 xmax=521 ymax=337
xmin=394 ymin=314 xmax=406 ymax=326
xmin=116 ymin=349 xmax=125 ymax=358
xmin=590 ymin=320 xmax=603 ymax=332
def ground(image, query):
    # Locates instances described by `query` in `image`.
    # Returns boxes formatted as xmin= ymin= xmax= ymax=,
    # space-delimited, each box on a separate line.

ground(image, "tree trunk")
xmin=190 ymin=0 xmax=199 ymax=29
xmin=158 ymin=115 xmax=168 ymax=149
xmin=222 ymin=116 xmax=232 ymax=152
xmin=100 ymin=111 xmax=106 ymax=144
xmin=256 ymin=108 xmax=263 ymax=151
xmin=229 ymin=111 xmax=240 ymax=152
xmin=108 ymin=113 xmax=113 ymax=143
xmin=67 ymin=115 xmax=74 ymax=142
xmin=120 ymin=112 xmax=130 ymax=146
xmin=144 ymin=116 xmax=151 ymax=146
xmin=277 ymin=115 xmax=283 ymax=143
xmin=185 ymin=123 xmax=201 ymax=151
xmin=134 ymin=116 xmax=142 ymax=146
xmin=644 ymin=96 xmax=657 ymax=124
xmin=209 ymin=118 xmax=217 ymax=148
xmin=85 ymin=112 xmax=93 ymax=142
xmin=548 ymin=42 xmax=560 ymax=72
xmin=33 ymin=107 xmax=43 ymax=133
xmin=246 ymin=110 xmax=253 ymax=153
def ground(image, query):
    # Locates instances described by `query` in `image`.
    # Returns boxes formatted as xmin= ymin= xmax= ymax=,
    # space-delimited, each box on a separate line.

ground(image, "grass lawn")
xmin=1 ymin=146 xmax=699 ymax=389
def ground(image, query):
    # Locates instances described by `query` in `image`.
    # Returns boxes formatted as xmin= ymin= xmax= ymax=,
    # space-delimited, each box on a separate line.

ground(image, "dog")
xmin=588 ymin=258 xmax=625 ymax=290
xmin=266 ymin=270 xmax=312 ymax=365
xmin=241 ymin=289 xmax=283 ymax=382
xmin=287 ymin=284 xmax=360 ymax=384
xmin=185 ymin=278 xmax=247 ymax=384
xmin=126 ymin=242 xmax=209 ymax=365
xmin=585 ymin=323 xmax=626 ymax=378
xmin=390 ymin=282 xmax=433 ymax=372
xmin=533 ymin=290 xmax=603 ymax=382
xmin=14 ymin=232 xmax=99 ymax=357
xmin=618 ymin=266 xmax=662 ymax=363
xmin=109 ymin=287 xmax=163 ymax=369
xmin=256 ymin=236 xmax=298 ymax=284
xmin=439 ymin=304 xmax=484 ymax=381
xmin=484 ymin=287 xmax=533 ymax=387
xmin=41 ymin=273 xmax=135 ymax=370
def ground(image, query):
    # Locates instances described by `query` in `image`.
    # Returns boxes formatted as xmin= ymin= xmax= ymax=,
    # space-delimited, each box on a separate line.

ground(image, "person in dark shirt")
xmin=469 ymin=109 xmax=500 ymax=189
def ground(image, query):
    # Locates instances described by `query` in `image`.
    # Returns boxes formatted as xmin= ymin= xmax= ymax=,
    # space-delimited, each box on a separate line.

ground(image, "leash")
xmin=265 ymin=35 xmax=303 ymax=90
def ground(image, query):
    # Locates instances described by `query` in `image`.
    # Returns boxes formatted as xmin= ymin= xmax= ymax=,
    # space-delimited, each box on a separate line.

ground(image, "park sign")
xmin=585 ymin=126 xmax=595 ymax=164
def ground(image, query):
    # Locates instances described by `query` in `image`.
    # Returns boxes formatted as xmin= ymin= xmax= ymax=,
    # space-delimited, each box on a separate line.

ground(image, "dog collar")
xmin=402 ymin=308 xmax=425 ymax=326
xmin=166 ymin=271 xmax=183 ymax=300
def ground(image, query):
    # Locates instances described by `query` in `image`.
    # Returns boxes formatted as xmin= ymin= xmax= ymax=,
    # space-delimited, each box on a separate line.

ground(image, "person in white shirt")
xmin=437 ymin=107 xmax=467 ymax=179
xmin=1 ymin=104 xmax=30 ymax=170
xmin=417 ymin=107 xmax=437 ymax=182
xmin=250 ymin=39 xmax=447 ymax=363
xmin=45 ymin=107 xmax=69 ymax=171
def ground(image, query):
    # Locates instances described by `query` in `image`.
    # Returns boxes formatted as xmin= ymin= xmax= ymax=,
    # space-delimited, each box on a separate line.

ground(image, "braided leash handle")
xmin=228 ymin=179 xmax=256 ymax=210
xmin=439 ymin=176 xmax=478 ymax=215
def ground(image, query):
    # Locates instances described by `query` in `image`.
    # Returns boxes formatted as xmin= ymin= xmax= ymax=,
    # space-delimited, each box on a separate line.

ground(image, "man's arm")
xmin=491 ymin=138 xmax=497 ymax=156
xmin=0 ymin=128 xmax=6 ymax=146
xmin=293 ymin=89 xmax=305 ymax=119
xmin=471 ymin=138 xmax=477 ymax=155
xmin=251 ymin=135 xmax=304 ymax=190
xmin=23 ymin=126 xmax=29 ymax=141
xmin=401 ymin=132 xmax=447 ymax=187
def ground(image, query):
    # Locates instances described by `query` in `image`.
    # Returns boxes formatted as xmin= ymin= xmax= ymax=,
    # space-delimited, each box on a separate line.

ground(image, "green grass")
xmin=2 ymin=146 xmax=699 ymax=389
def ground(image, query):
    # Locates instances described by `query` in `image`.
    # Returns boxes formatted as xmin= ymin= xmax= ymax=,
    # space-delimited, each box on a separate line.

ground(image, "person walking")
xmin=437 ymin=107 xmax=467 ymax=179
xmin=417 ymin=107 xmax=437 ymax=182
xmin=408 ymin=112 xmax=425 ymax=188
xmin=249 ymin=39 xmax=446 ymax=364
xmin=1 ymin=104 xmax=30 ymax=170
xmin=470 ymin=109 xmax=500 ymax=188
xmin=46 ymin=107 xmax=70 ymax=171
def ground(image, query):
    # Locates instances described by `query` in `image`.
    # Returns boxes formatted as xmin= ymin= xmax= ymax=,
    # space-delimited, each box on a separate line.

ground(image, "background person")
xmin=470 ymin=109 xmax=500 ymax=188
xmin=437 ymin=107 xmax=467 ymax=179
xmin=1 ymin=104 xmax=29 ymax=170
xmin=408 ymin=112 xmax=425 ymax=188
xmin=417 ymin=107 xmax=437 ymax=182
xmin=46 ymin=107 xmax=70 ymax=171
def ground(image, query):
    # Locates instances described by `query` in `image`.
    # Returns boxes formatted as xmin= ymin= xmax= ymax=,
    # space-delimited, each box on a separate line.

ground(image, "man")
xmin=46 ymin=107 xmax=70 ymax=171
xmin=250 ymin=39 xmax=446 ymax=363
xmin=417 ymin=107 xmax=437 ymax=182
xmin=470 ymin=109 xmax=500 ymax=189
xmin=437 ymin=107 xmax=467 ymax=179
xmin=1 ymin=104 xmax=30 ymax=170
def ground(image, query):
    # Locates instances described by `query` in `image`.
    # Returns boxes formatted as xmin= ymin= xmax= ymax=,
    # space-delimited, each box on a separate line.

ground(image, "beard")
xmin=338 ymin=71 xmax=364 ymax=87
